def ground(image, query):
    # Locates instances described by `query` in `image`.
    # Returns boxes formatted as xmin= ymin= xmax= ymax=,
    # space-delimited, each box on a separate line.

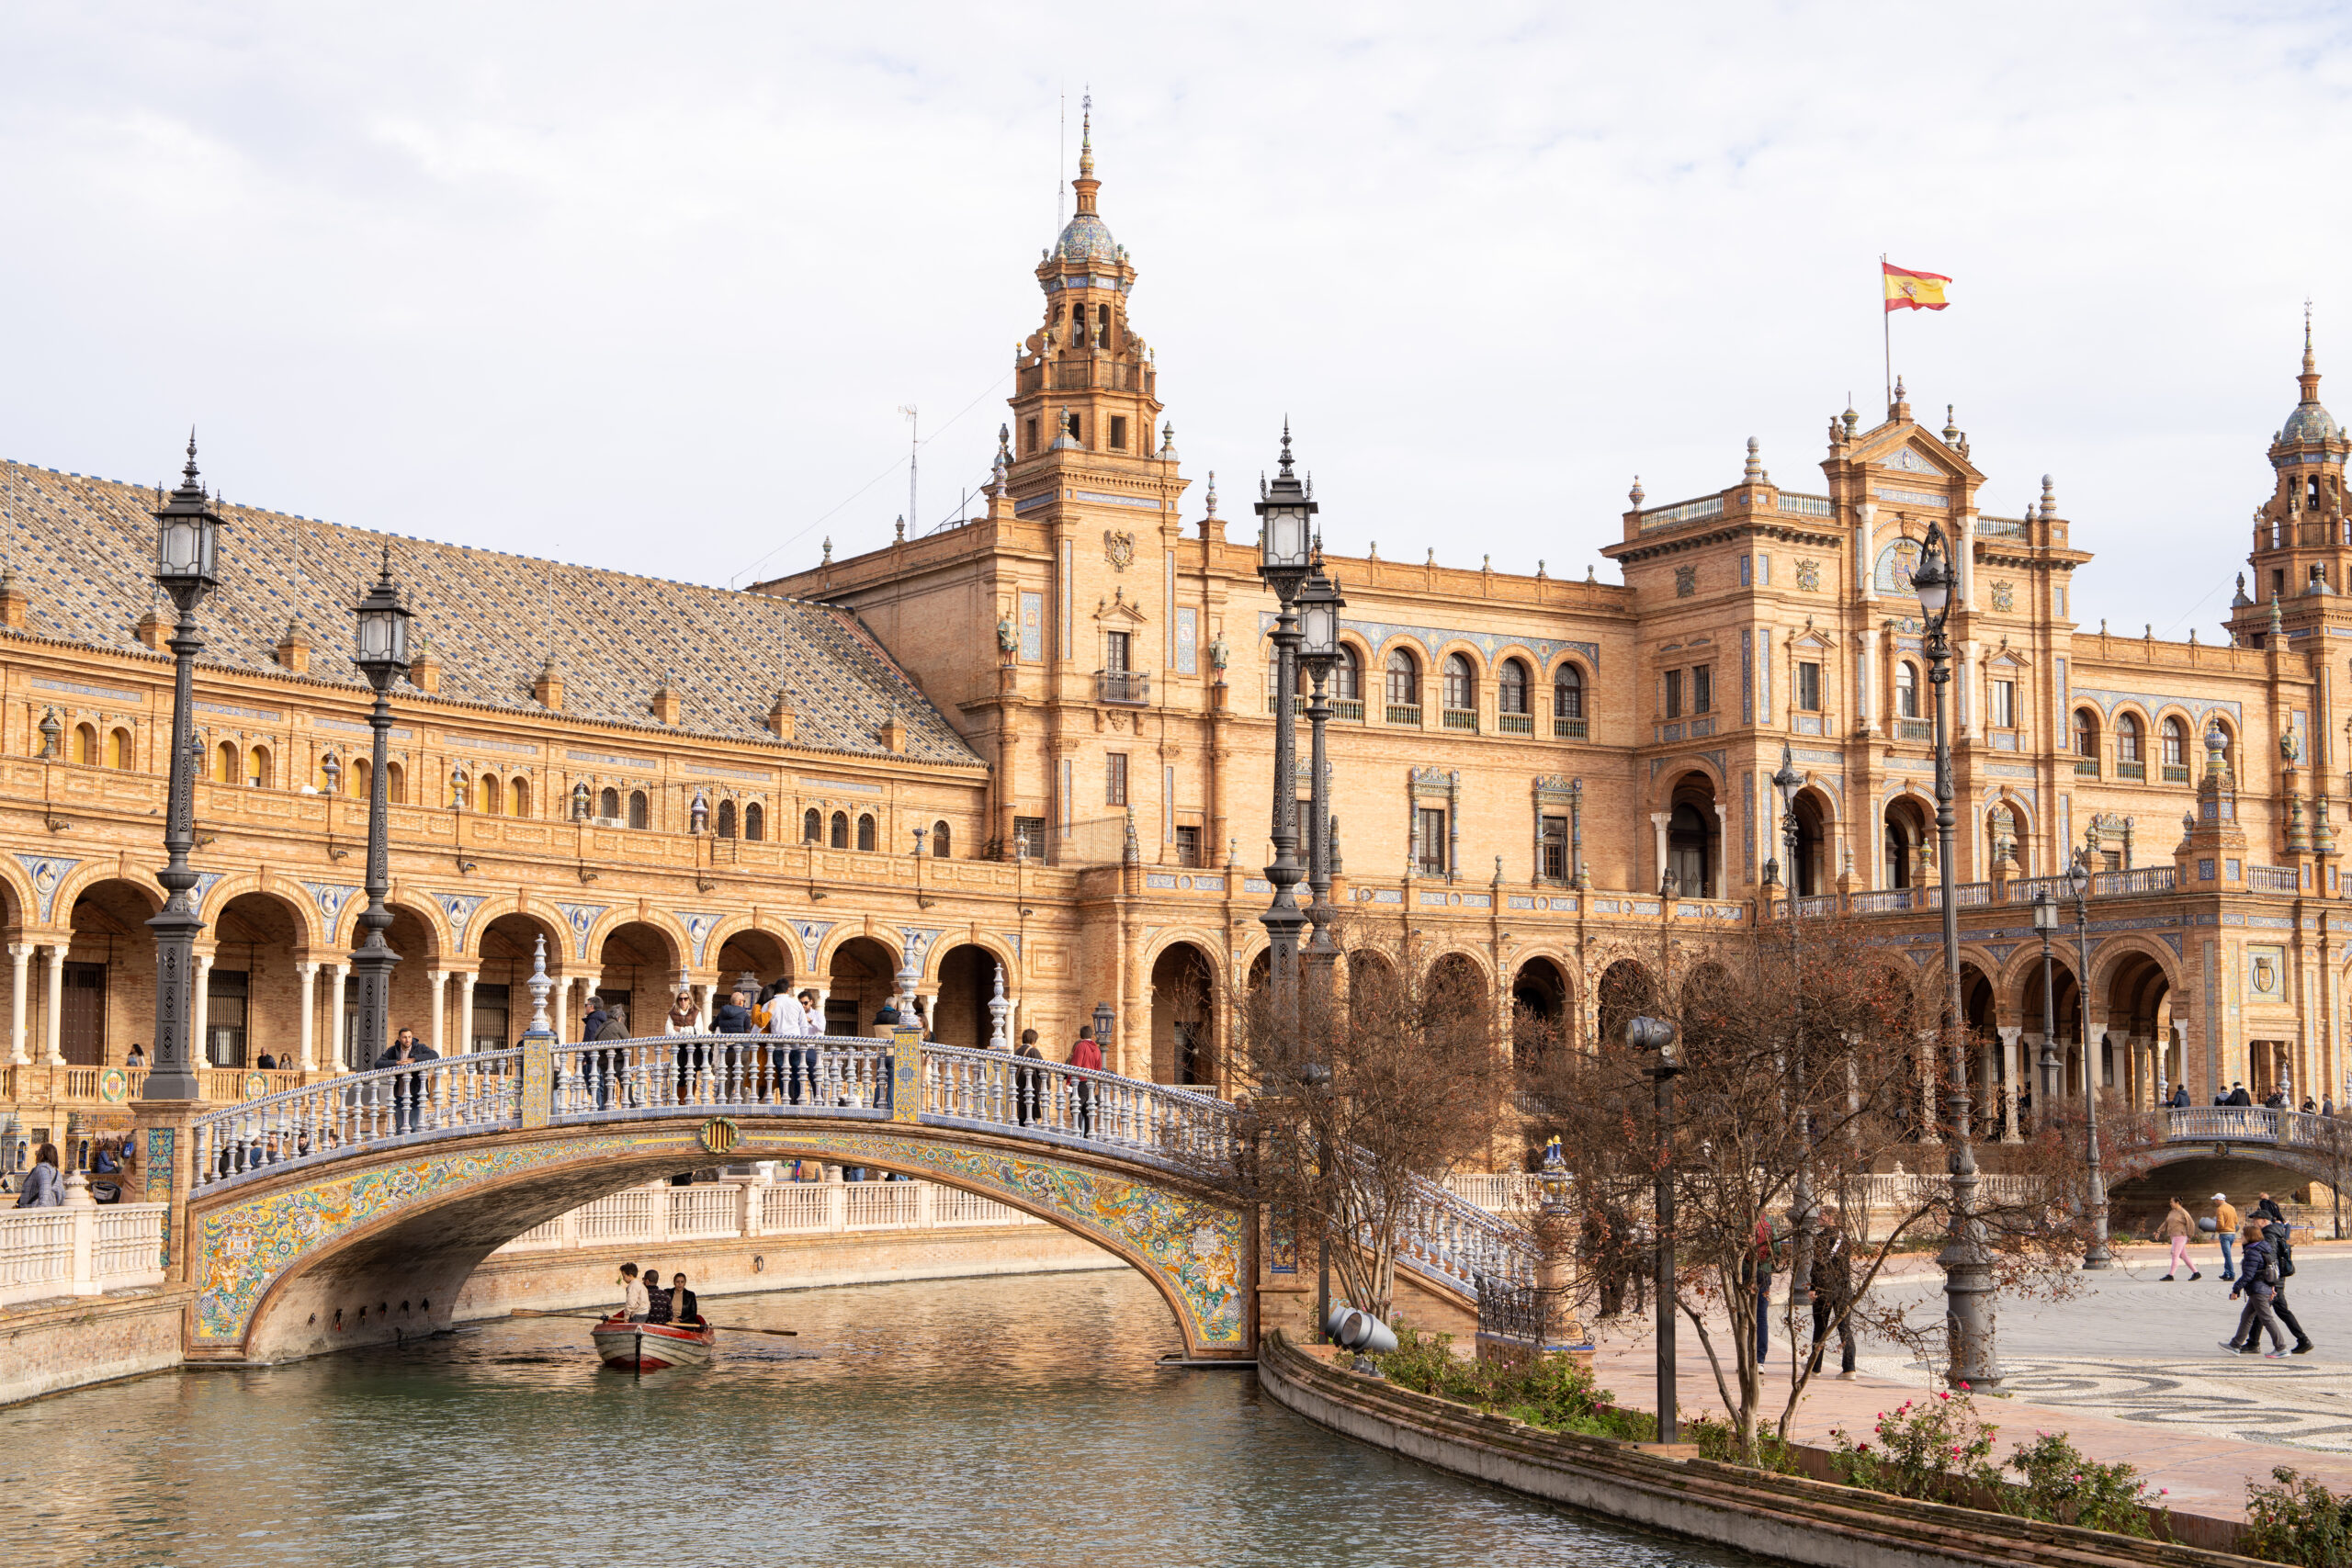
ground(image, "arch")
xmin=856 ymin=814 xmax=877 ymax=852
xmin=208 ymin=890 xmax=317 ymax=1068
xmin=198 ymin=879 xmax=326 ymax=952
xmin=1667 ymin=770 xmax=1720 ymax=897
xmin=1148 ymin=941 xmax=1216 ymax=1086
xmin=803 ymin=807 xmax=822 ymax=842
xmin=1330 ymin=643 xmax=1363 ymax=703
xmin=600 ymin=786 xmax=621 ymax=819
xmin=2115 ymin=711 xmax=2144 ymax=767
xmin=1497 ymin=656 xmax=1531 ymax=716
xmin=476 ymin=774 xmax=502 ymax=816
xmin=1510 ymin=954 xmax=1572 ymax=1060
xmin=2073 ymin=705 xmax=2100 ymax=763
xmin=1883 ymin=793 xmax=1932 ymax=890
xmin=73 ymin=723 xmax=96 ymax=765
xmin=385 ymin=761 xmax=407 ymax=806
xmin=43 ymin=862 xmax=163 ymax=935
xmin=1595 ymin=959 xmax=1657 ymax=1048
xmin=929 ymin=942 xmax=1006 ymax=1051
xmin=830 ymin=811 xmax=850 ymax=849
xmin=716 ymin=799 xmax=738 ymax=839
xmin=744 ymin=802 xmax=765 ymax=841
xmin=107 ymin=728 xmax=131 ymax=770
xmin=932 ymin=819 xmax=951 ymax=859
xmin=591 ymin=918 xmax=688 ymax=1032
xmin=2159 ymin=714 xmax=2189 ymax=778
xmin=510 ymin=777 xmax=530 ymax=818
xmin=458 ymin=899 xmax=562 ymax=965
xmin=713 ymin=927 xmax=794 ymax=997
xmin=59 ymin=878 xmax=161 ymax=1066
xmin=1441 ymin=650 xmax=1477 ymax=716
xmin=1384 ymin=646 xmax=1420 ymax=711
xmin=246 ymin=744 xmax=273 ymax=789
xmin=214 ymin=740 xmax=239 ymax=784
xmin=1895 ymin=660 xmax=1920 ymax=719
xmin=1786 ymin=785 xmax=1831 ymax=897
xmin=1553 ymin=660 xmax=1587 ymax=729
xmin=826 ymin=933 xmax=906 ymax=1035
xmin=628 ymin=791 xmax=650 ymax=830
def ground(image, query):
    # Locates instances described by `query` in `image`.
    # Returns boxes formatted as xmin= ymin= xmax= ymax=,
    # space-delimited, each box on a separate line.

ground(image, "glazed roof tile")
xmin=0 ymin=458 xmax=982 ymax=769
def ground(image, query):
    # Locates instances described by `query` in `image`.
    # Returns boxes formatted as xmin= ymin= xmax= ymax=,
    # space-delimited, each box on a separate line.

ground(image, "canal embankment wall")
xmin=1255 ymin=1332 xmax=2254 ymax=1568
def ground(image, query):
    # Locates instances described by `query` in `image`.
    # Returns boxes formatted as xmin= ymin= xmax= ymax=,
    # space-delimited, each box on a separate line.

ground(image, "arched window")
xmin=1555 ymin=664 xmax=1586 ymax=722
xmin=2162 ymin=716 xmax=2187 ymax=773
xmin=215 ymin=741 xmax=238 ymax=784
xmin=73 ymin=724 xmax=96 ymax=764
xmin=716 ymin=799 xmax=738 ymax=839
xmin=601 ymin=786 xmax=621 ymax=819
xmin=1896 ymin=661 xmax=1920 ymax=719
xmin=247 ymin=745 xmax=271 ymax=788
xmin=1498 ymin=658 xmax=1530 ymax=715
xmin=1442 ymin=653 xmax=1476 ymax=714
xmin=107 ymin=728 xmax=130 ymax=769
xmin=830 ymin=811 xmax=849 ymax=849
xmin=1385 ymin=649 xmax=1419 ymax=712
xmin=478 ymin=775 xmax=501 ymax=815
xmin=385 ymin=761 xmax=406 ymax=805
xmin=856 ymin=814 xmax=876 ymax=852
xmin=745 ymin=802 xmax=765 ymax=840
xmin=932 ymin=819 xmax=951 ymax=859
xmin=510 ymin=777 xmax=530 ymax=817
xmin=2074 ymin=708 xmax=2099 ymax=759
xmin=628 ymin=790 xmax=649 ymax=829
xmin=351 ymin=756 xmax=371 ymax=800
xmin=1332 ymin=647 xmax=1362 ymax=703
xmin=2117 ymin=713 xmax=2143 ymax=763
xmin=804 ymin=807 xmax=822 ymax=842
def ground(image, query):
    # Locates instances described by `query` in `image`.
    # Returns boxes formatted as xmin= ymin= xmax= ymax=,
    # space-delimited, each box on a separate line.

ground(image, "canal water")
xmin=0 ymin=1270 xmax=1764 ymax=1567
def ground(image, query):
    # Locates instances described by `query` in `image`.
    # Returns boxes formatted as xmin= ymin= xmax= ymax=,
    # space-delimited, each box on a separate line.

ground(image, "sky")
xmin=3 ymin=3 xmax=2350 ymax=639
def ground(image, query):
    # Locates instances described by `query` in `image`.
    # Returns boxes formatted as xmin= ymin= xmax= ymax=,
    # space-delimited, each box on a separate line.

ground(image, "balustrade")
xmin=0 ymin=1201 xmax=166 ymax=1308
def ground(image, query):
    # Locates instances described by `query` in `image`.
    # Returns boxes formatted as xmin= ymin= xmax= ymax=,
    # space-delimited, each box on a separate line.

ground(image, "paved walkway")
xmin=1585 ymin=1241 xmax=2352 ymax=1521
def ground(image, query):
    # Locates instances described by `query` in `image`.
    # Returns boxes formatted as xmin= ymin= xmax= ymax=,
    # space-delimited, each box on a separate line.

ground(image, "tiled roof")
xmin=0 ymin=458 xmax=983 ymax=768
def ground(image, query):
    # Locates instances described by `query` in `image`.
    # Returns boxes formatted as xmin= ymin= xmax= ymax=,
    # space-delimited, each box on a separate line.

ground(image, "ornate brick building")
xmin=3 ymin=126 xmax=2345 ymax=1156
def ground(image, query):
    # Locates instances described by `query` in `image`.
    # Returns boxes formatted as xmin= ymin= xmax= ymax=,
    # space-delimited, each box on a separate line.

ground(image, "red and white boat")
xmin=592 ymin=1316 xmax=717 ymax=1371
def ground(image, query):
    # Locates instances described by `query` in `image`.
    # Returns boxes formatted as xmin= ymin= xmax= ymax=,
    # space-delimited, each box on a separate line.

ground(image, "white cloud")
xmin=2 ymin=1 xmax=2347 ymax=637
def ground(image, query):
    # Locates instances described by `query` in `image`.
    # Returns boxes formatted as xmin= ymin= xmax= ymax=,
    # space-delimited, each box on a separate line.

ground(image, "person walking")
xmin=2212 ymin=1193 xmax=2241 ymax=1280
xmin=1015 ymin=1028 xmax=1045 ymax=1127
xmin=2223 ymin=1220 xmax=2292 ymax=1358
xmin=1741 ymin=1214 xmax=1775 ymax=1365
xmin=592 ymin=1001 xmax=631 ymax=1110
xmin=1806 ymin=1205 xmax=1859 ymax=1379
xmin=2238 ymin=1213 xmax=2315 ymax=1357
xmin=2155 ymin=1197 xmax=2201 ymax=1281
xmin=12 ymin=1143 xmax=63 ymax=1207
xmin=2255 ymin=1191 xmax=2287 ymax=1227
xmin=1069 ymin=1025 xmax=1103 ymax=1138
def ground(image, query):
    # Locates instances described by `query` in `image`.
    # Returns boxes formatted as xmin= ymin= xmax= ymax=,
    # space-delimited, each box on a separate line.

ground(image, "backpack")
xmin=2266 ymin=1220 xmax=2296 ymax=1278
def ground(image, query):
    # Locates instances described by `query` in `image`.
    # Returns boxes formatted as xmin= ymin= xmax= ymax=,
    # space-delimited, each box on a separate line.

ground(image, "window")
xmin=1415 ymin=807 xmax=1449 ymax=875
xmin=469 ymin=982 xmax=512 ymax=1055
xmin=215 ymin=742 xmax=237 ymax=784
xmin=1991 ymin=679 xmax=2017 ymax=729
xmin=107 ymin=729 xmax=130 ymax=769
xmin=628 ymin=790 xmax=650 ymax=829
xmin=1664 ymin=670 xmax=1683 ymax=720
xmin=1540 ymin=815 xmax=1569 ymax=882
xmin=1175 ymin=824 xmax=1202 ymax=867
xmin=932 ymin=819 xmax=950 ymax=859
xmin=1106 ymin=752 xmax=1128 ymax=807
xmin=352 ymin=756 xmax=372 ymax=800
xmin=1105 ymin=630 xmax=1130 ymax=672
xmin=1896 ymin=661 xmax=1919 ymax=719
xmin=1796 ymin=661 xmax=1822 ymax=712
xmin=1442 ymin=654 xmax=1475 ymax=713
xmin=805 ymin=807 xmax=822 ymax=841
xmin=511 ymin=777 xmax=530 ymax=817
xmin=385 ymin=761 xmax=405 ymax=805
xmin=1065 ymin=412 xmax=1082 ymax=445
xmin=2073 ymin=709 xmax=2097 ymax=756
xmin=1024 ymin=417 xmax=1038 ymax=456
xmin=1332 ymin=646 xmax=1362 ymax=702
xmin=601 ymin=787 xmax=621 ymax=820
xmin=74 ymin=724 xmax=96 ymax=764
xmin=746 ymin=803 xmax=765 ymax=840
xmin=205 ymin=969 xmax=249 ymax=1069
xmin=1013 ymin=815 xmax=1046 ymax=858
xmin=1098 ymin=302 xmax=1113 ymax=344
xmin=2117 ymin=714 xmax=2143 ymax=762
xmin=1555 ymin=664 xmax=1585 ymax=720
xmin=478 ymin=775 xmax=501 ymax=815
xmin=856 ymin=814 xmax=876 ymax=852
xmin=247 ymin=745 xmax=271 ymax=789
xmin=1109 ymin=415 xmax=1128 ymax=450
xmin=830 ymin=811 xmax=849 ymax=848
xmin=2162 ymin=717 xmax=2187 ymax=771
xmin=717 ymin=799 xmax=738 ymax=838
xmin=1385 ymin=649 xmax=1419 ymax=707
xmin=1691 ymin=664 xmax=1713 ymax=715
xmin=1498 ymin=659 xmax=1530 ymax=715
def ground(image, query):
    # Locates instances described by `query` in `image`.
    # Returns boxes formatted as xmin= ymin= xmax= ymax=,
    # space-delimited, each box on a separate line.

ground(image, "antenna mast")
xmin=899 ymin=404 xmax=919 ymax=537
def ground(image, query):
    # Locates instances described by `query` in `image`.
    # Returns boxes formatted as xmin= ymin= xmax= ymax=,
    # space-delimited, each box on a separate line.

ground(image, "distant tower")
xmin=2233 ymin=305 xmax=2352 ymax=647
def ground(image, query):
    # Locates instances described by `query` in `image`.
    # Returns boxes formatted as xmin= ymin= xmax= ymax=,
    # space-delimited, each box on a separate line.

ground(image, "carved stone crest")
xmin=1794 ymin=558 xmax=1822 ymax=592
xmin=1104 ymin=530 xmax=1136 ymax=571
xmin=1990 ymin=579 xmax=2015 ymax=613
xmin=1674 ymin=564 xmax=1697 ymax=598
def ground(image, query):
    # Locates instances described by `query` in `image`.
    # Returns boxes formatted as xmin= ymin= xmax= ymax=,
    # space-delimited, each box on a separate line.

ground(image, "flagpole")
xmin=1881 ymin=253 xmax=1892 ymax=412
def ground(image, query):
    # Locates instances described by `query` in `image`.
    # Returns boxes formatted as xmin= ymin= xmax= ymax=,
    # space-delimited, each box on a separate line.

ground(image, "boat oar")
xmin=508 ymin=1307 xmax=797 ymax=1337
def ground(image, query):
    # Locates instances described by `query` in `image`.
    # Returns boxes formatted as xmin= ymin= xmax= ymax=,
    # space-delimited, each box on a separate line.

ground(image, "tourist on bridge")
xmin=373 ymin=1028 xmax=439 ymax=1135
xmin=1069 ymin=1025 xmax=1102 ymax=1136
xmin=126 ymin=1042 xmax=145 ymax=1068
xmin=2222 ymin=1221 xmax=2292 ymax=1358
xmin=615 ymin=1262 xmax=649 ymax=1322
xmin=664 ymin=987 xmax=700 ymax=1035
xmin=771 ymin=987 xmax=820 ymax=1105
xmin=2170 ymin=1084 xmax=2193 ymax=1109
xmin=2154 ymin=1197 xmax=2201 ymax=1281
xmin=591 ymin=1002 xmax=631 ymax=1110
xmin=2211 ymin=1194 xmax=2241 ymax=1280
xmin=1015 ymin=1029 xmax=1044 ymax=1125
xmin=12 ymin=1143 xmax=63 ymax=1207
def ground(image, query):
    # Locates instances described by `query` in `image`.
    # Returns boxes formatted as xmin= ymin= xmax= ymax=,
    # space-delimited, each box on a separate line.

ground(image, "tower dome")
xmin=2278 ymin=306 xmax=2342 ymax=447
xmin=1051 ymin=96 xmax=1119 ymax=266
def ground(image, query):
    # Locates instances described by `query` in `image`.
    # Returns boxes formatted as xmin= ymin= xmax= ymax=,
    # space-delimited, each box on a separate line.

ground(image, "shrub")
xmin=1373 ymin=1329 xmax=1655 ymax=1442
xmin=2244 ymin=1467 xmax=2352 ymax=1566
xmin=1828 ymin=1389 xmax=1999 ymax=1501
xmin=1683 ymin=1414 xmax=1802 ymax=1474
xmin=2003 ymin=1431 xmax=2160 ymax=1537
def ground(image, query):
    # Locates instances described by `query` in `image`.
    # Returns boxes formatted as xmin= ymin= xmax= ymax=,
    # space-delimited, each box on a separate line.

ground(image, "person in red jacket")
xmin=1069 ymin=1026 xmax=1103 ymax=1137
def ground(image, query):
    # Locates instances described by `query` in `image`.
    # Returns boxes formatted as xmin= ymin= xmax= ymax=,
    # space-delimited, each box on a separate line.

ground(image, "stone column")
xmin=1649 ymin=812 xmax=1669 ymax=893
xmin=1712 ymin=803 xmax=1730 ymax=898
xmin=458 ymin=972 xmax=479 ymax=1054
xmin=192 ymin=951 xmax=215 ymax=1069
xmin=41 ymin=943 xmax=66 ymax=1066
xmin=324 ymin=962 xmax=348 ymax=1072
xmin=551 ymin=976 xmax=573 ymax=1043
xmin=6 ymin=942 xmax=28 ymax=1066
xmin=917 ymin=990 xmax=938 ymax=1042
xmin=1996 ymin=1026 xmax=2022 ymax=1142
xmin=294 ymin=962 xmax=319 ymax=1071
xmin=427 ymin=970 xmax=449 ymax=1057
xmin=811 ymin=987 xmax=831 ymax=1036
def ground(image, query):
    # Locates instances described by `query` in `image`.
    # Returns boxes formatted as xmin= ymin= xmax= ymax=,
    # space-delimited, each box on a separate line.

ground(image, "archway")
xmin=1426 ymin=953 xmax=1489 ymax=1036
xmin=1791 ymin=788 xmax=1829 ymax=898
xmin=594 ymin=920 xmax=682 ymax=1039
xmin=1148 ymin=942 xmax=1216 ymax=1086
xmin=208 ymin=892 xmax=311 ymax=1070
xmin=1596 ymin=959 xmax=1656 ymax=1050
xmin=380 ymin=903 xmax=442 ymax=1061
xmin=930 ymin=942 xmax=1001 ymax=1049
xmin=472 ymin=913 xmax=562 ymax=1058
xmin=714 ymin=929 xmax=794 ymax=1009
xmin=61 ymin=879 xmax=159 ymax=1070
xmin=2103 ymin=949 xmax=2177 ymax=1110
xmin=826 ymin=935 xmax=901 ymax=1036
xmin=1883 ymin=795 xmax=1931 ymax=889
xmin=1667 ymin=773 xmax=1718 ymax=897
xmin=1510 ymin=956 xmax=1570 ymax=1060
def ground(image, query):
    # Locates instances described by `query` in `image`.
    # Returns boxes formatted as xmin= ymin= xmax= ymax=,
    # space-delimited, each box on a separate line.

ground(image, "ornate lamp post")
xmin=2063 ymin=851 xmax=2111 ymax=1268
xmin=348 ymin=550 xmax=415 ymax=1075
xmin=1911 ymin=522 xmax=2000 ymax=1389
xmin=1254 ymin=425 xmax=1317 ymax=1012
xmin=143 ymin=437 xmax=221 ymax=1101
xmin=1295 ymin=558 xmax=1345 ymax=971
xmin=1771 ymin=741 xmax=1816 ymax=1311
xmin=1627 ymin=1014 xmax=1681 ymax=1440
xmin=2032 ymin=887 xmax=2060 ymax=1132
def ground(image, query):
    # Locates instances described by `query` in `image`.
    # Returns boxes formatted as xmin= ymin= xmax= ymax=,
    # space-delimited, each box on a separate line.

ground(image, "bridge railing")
xmin=919 ymin=1043 xmax=1238 ymax=1166
xmin=546 ymin=1036 xmax=896 ymax=1120
xmin=192 ymin=1048 xmax=526 ymax=1190
xmin=2162 ymin=1106 xmax=2349 ymax=1151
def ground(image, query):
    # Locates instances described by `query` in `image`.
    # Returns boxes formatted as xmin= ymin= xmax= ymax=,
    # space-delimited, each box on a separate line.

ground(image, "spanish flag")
xmin=1883 ymin=262 xmax=1951 ymax=312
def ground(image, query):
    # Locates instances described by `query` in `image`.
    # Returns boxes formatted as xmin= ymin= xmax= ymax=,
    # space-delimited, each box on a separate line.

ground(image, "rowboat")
xmin=591 ymin=1316 xmax=717 ymax=1371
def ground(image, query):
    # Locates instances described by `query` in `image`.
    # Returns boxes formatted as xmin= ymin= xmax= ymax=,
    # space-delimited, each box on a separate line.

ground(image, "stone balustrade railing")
xmin=493 ymin=1173 xmax=1045 ymax=1257
xmin=0 ymin=1197 xmax=168 ymax=1310
xmin=2162 ymin=1105 xmax=2348 ymax=1150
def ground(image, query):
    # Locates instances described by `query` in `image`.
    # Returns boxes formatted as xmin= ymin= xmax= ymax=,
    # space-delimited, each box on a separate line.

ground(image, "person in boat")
xmin=668 ymin=1269 xmax=704 ymax=1326
xmin=642 ymin=1269 xmax=674 ymax=1325
xmin=613 ymin=1262 xmax=649 ymax=1322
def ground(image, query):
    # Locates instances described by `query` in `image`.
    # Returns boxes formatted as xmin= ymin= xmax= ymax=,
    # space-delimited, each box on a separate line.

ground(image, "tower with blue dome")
xmin=2233 ymin=308 xmax=2352 ymax=648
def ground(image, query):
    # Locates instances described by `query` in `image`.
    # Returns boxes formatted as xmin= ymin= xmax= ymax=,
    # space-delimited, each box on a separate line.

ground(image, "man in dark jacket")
xmin=2224 ymin=1222 xmax=2292 ymax=1356
xmin=583 ymin=996 xmax=608 ymax=1043
xmin=2226 ymin=1082 xmax=2254 ymax=1107
xmin=1806 ymin=1205 xmax=1860 ymax=1379
xmin=371 ymin=1028 xmax=439 ymax=1134
xmin=591 ymin=1002 xmax=629 ymax=1110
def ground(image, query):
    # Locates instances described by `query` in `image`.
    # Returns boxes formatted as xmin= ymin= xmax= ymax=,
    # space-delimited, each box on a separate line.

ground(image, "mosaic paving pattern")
xmin=1859 ymin=1352 xmax=2352 ymax=1454
xmin=0 ymin=460 xmax=978 ymax=765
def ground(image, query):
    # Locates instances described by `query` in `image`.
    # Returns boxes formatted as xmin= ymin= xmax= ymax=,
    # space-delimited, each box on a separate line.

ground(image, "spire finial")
xmin=182 ymin=428 xmax=200 ymax=488
xmin=1204 ymin=469 xmax=1218 ymax=518
xmin=1278 ymin=418 xmax=1295 ymax=477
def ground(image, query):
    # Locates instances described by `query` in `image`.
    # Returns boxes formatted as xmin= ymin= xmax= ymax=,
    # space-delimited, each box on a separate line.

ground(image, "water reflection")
xmin=0 ymin=1271 xmax=1763 ymax=1567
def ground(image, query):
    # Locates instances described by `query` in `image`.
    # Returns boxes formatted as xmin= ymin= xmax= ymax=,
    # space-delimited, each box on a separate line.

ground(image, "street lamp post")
xmin=1773 ymin=742 xmax=1815 ymax=1311
xmin=1296 ymin=560 xmax=1345 ymax=972
xmin=1628 ymin=1014 xmax=1681 ymax=1440
xmin=143 ymin=437 xmax=222 ymax=1102
xmin=2032 ymin=888 xmax=2059 ymax=1133
xmin=349 ymin=549 xmax=416 ymax=1076
xmin=1910 ymin=522 xmax=2000 ymax=1390
xmin=2064 ymin=852 xmax=2112 ymax=1269
xmin=1254 ymin=425 xmax=1317 ymax=1013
